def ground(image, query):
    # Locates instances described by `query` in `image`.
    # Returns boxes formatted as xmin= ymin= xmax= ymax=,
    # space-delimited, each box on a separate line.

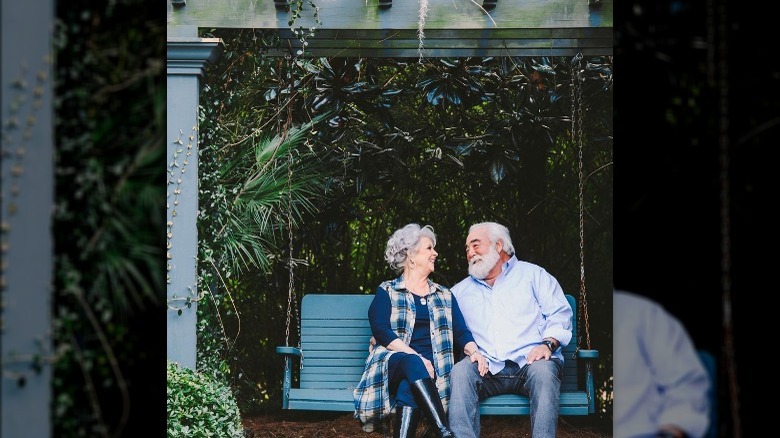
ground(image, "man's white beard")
xmin=468 ymin=246 xmax=500 ymax=279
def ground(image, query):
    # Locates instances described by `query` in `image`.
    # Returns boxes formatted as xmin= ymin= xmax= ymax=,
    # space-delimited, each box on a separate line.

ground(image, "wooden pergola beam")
xmin=167 ymin=0 xmax=613 ymax=57
xmin=265 ymin=27 xmax=611 ymax=58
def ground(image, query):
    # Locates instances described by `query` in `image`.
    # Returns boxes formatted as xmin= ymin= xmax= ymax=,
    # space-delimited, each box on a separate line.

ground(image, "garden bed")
xmin=242 ymin=411 xmax=611 ymax=437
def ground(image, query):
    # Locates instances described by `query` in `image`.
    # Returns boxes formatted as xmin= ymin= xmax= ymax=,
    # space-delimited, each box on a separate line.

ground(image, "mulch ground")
xmin=243 ymin=411 xmax=612 ymax=437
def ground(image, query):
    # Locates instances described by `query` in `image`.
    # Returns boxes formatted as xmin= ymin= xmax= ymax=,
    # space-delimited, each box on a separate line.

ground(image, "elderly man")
xmin=448 ymin=222 xmax=573 ymax=438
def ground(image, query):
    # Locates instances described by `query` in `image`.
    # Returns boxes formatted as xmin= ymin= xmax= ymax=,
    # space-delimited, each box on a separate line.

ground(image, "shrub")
xmin=167 ymin=360 xmax=244 ymax=437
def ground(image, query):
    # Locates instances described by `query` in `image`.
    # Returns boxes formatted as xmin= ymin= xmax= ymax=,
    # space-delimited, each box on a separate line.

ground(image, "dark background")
xmin=614 ymin=0 xmax=775 ymax=437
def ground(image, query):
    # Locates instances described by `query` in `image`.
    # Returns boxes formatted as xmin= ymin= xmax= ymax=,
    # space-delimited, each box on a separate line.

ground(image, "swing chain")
xmin=282 ymin=52 xmax=300 ymax=352
xmin=282 ymin=51 xmax=304 ymax=372
xmin=284 ymin=256 xmax=295 ymax=347
xmin=284 ymin=148 xmax=298 ymax=351
xmin=571 ymin=53 xmax=592 ymax=356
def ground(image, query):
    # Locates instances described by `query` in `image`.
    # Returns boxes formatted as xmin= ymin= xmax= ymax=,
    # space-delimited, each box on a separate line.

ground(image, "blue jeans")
xmin=448 ymin=357 xmax=563 ymax=438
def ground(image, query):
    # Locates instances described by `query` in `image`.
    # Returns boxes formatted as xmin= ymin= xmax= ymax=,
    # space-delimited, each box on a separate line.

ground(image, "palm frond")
xmin=210 ymin=115 xmax=332 ymax=276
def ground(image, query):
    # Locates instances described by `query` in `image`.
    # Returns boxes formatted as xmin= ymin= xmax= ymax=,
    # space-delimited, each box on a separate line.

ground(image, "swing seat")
xmin=276 ymin=293 xmax=599 ymax=415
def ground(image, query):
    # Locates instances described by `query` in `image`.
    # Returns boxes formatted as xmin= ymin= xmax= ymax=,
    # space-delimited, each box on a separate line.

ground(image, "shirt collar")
xmin=391 ymin=275 xmax=443 ymax=293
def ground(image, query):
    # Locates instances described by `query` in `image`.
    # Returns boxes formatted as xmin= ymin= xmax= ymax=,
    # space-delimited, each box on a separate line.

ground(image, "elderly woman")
xmin=353 ymin=224 xmax=488 ymax=438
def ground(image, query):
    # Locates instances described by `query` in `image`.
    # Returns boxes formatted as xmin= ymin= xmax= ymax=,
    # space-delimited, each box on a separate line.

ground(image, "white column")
xmin=1 ymin=1 xmax=54 ymax=436
xmin=166 ymin=36 xmax=223 ymax=369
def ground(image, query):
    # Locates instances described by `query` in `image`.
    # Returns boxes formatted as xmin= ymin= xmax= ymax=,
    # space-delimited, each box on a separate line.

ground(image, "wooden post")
xmin=1 ymin=1 xmax=54 ymax=436
xmin=166 ymin=32 xmax=223 ymax=369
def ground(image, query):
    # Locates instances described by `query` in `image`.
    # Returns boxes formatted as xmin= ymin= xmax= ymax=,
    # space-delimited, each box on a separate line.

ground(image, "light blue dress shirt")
xmin=450 ymin=256 xmax=573 ymax=375
xmin=614 ymin=290 xmax=710 ymax=438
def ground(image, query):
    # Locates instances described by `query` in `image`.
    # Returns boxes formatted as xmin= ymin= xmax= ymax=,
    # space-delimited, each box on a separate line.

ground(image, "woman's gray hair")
xmin=469 ymin=222 xmax=515 ymax=256
xmin=385 ymin=223 xmax=437 ymax=273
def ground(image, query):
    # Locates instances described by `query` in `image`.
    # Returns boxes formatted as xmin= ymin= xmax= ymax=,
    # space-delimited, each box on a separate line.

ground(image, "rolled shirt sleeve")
xmin=536 ymin=268 xmax=573 ymax=347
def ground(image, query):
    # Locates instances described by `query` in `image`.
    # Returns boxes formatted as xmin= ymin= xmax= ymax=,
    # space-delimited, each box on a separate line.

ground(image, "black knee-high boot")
xmin=410 ymin=378 xmax=455 ymax=438
xmin=393 ymin=405 xmax=420 ymax=438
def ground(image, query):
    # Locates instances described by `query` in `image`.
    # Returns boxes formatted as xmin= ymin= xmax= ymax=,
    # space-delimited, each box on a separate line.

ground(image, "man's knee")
xmin=451 ymin=357 xmax=479 ymax=381
xmin=526 ymin=360 xmax=562 ymax=386
xmin=451 ymin=358 xmax=482 ymax=394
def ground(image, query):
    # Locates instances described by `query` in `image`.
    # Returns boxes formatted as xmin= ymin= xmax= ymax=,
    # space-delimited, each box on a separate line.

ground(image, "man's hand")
xmin=469 ymin=350 xmax=489 ymax=376
xmin=526 ymin=344 xmax=552 ymax=364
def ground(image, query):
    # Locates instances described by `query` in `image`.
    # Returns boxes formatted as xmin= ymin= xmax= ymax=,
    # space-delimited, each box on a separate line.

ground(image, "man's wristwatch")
xmin=540 ymin=340 xmax=556 ymax=353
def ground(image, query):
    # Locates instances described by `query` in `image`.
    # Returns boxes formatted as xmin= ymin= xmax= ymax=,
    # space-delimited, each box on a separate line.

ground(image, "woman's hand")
xmin=386 ymin=340 xmax=435 ymax=377
xmin=419 ymin=355 xmax=435 ymax=378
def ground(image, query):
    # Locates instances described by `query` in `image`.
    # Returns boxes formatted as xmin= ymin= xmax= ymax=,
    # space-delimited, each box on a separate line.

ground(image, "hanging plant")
xmin=287 ymin=0 xmax=322 ymax=57
xmin=417 ymin=0 xmax=429 ymax=63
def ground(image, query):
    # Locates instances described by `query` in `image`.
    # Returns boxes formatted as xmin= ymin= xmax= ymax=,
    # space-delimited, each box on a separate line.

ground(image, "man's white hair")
xmin=469 ymin=222 xmax=515 ymax=256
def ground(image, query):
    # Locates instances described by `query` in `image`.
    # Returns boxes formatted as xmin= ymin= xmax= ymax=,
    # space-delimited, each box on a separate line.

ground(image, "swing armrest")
xmin=276 ymin=346 xmax=302 ymax=409
xmin=577 ymin=349 xmax=599 ymax=414
xmin=577 ymin=349 xmax=599 ymax=360
xmin=276 ymin=346 xmax=302 ymax=358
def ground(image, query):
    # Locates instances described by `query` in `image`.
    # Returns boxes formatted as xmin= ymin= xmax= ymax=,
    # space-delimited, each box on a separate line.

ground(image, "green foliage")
xmin=167 ymin=361 xmax=244 ymax=437
xmin=196 ymin=29 xmax=613 ymax=424
xmin=203 ymin=115 xmax=330 ymax=277
xmin=52 ymin=0 xmax=164 ymax=435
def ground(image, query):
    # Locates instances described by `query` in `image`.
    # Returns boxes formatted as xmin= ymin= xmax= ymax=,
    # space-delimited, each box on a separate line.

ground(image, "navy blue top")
xmin=368 ymin=286 xmax=475 ymax=362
